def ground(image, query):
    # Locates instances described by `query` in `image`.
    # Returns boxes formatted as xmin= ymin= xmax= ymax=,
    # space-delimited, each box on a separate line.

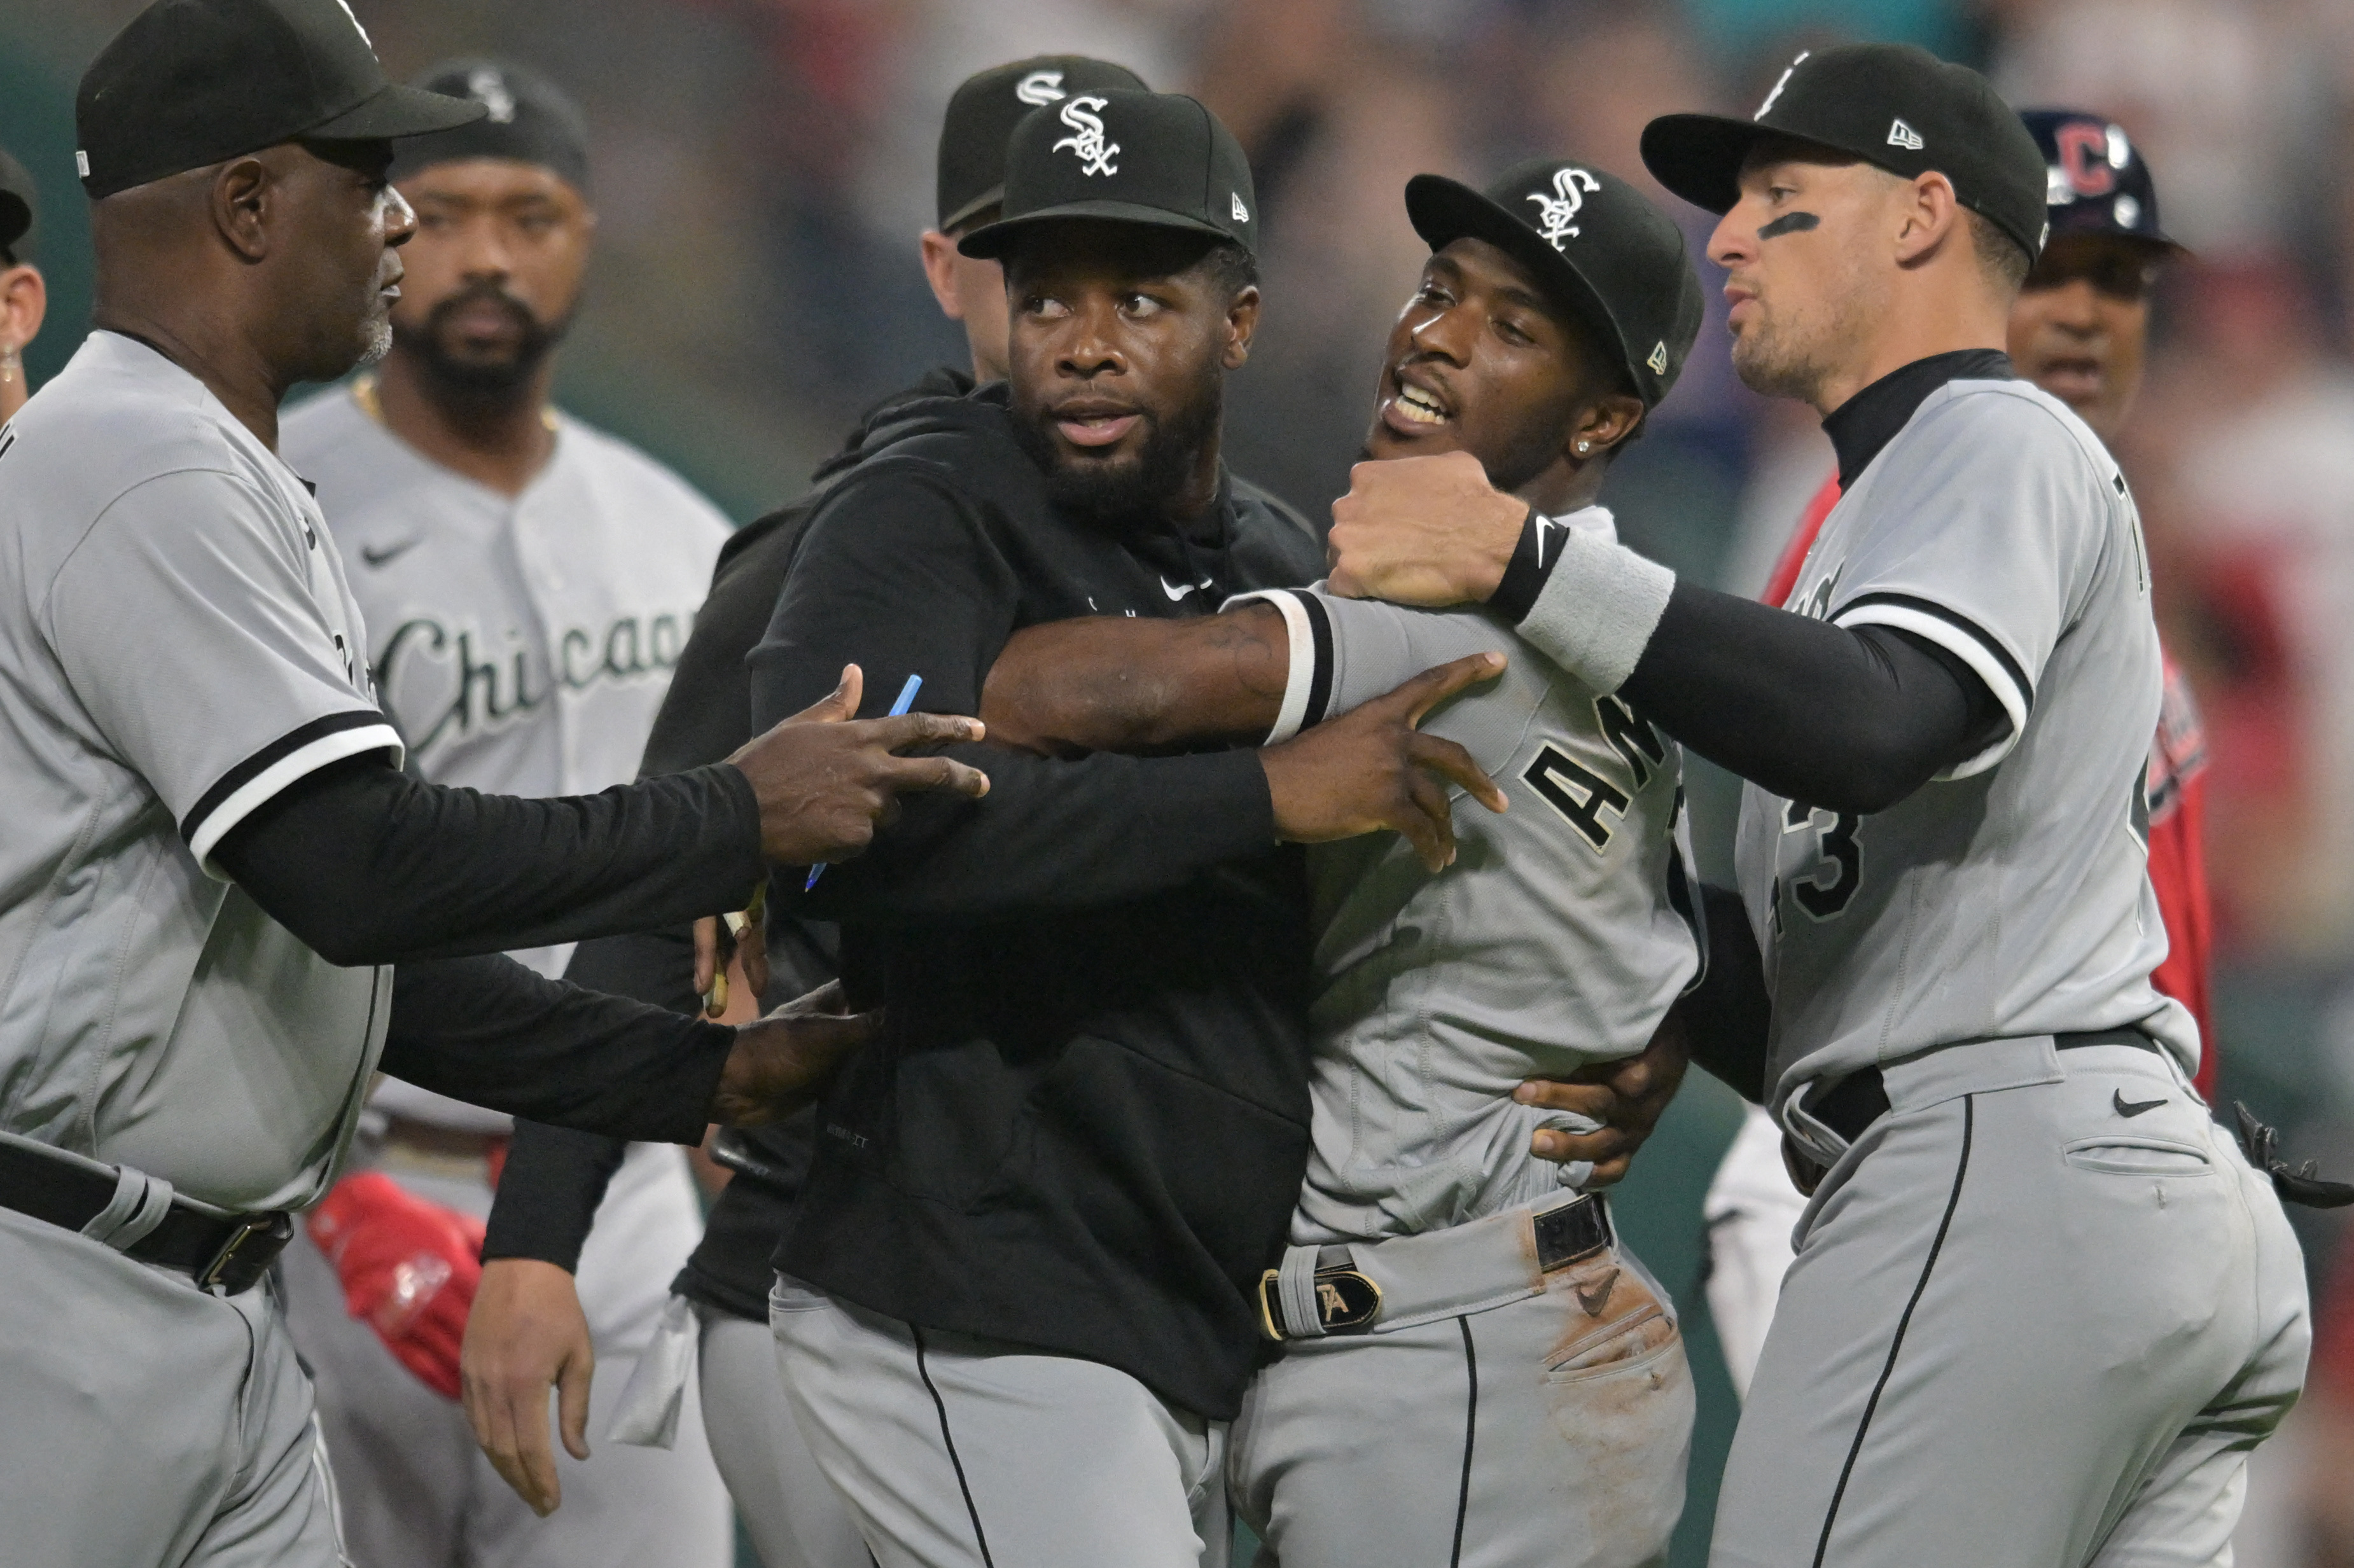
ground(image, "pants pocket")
xmin=2063 ymin=1136 xmax=2215 ymax=1178
xmin=1542 ymin=1254 xmax=1682 ymax=1383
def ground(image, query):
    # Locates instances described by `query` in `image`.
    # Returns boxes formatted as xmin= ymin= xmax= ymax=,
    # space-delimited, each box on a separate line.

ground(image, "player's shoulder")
xmin=550 ymin=413 xmax=732 ymax=539
xmin=4 ymin=336 xmax=283 ymax=518
xmin=1910 ymin=377 xmax=2119 ymax=487
xmin=1229 ymin=473 xmax=1327 ymax=584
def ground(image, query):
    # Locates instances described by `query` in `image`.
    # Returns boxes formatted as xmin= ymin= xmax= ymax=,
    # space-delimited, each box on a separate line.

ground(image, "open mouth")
xmin=1052 ymin=407 xmax=1143 ymax=448
xmin=1379 ymin=369 xmax=1452 ymax=437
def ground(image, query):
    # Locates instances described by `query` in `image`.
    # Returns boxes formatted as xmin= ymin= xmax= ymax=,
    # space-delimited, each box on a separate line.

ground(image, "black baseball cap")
xmin=76 ymin=0 xmax=485 ymax=200
xmin=1405 ymin=158 xmax=1705 ymax=409
xmin=391 ymin=59 xmax=593 ymax=195
xmin=2021 ymin=109 xmax=2183 ymax=255
xmin=938 ymin=56 xmax=1148 ymax=232
xmin=959 ymin=90 xmax=1257 ymax=261
xmin=1642 ymin=43 xmax=2048 ymax=261
xmin=0 ymin=149 xmax=35 ymax=264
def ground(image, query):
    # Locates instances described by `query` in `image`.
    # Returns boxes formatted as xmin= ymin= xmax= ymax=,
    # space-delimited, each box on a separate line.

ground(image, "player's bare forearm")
xmin=981 ymin=604 xmax=1291 ymax=758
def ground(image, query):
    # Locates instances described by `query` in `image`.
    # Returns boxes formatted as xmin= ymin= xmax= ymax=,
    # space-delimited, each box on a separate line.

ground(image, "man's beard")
xmin=394 ymin=281 xmax=568 ymax=396
xmin=1729 ymin=312 xmax=1832 ymax=403
xmin=1012 ymin=375 xmax=1224 ymax=525
xmin=356 ymin=310 xmax=393 ymax=370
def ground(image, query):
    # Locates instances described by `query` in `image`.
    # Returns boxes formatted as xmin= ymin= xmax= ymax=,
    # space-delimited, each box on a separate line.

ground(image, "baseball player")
xmin=1319 ymin=43 xmax=2309 ymax=1566
xmin=0 ymin=146 xmax=45 ymax=424
xmin=273 ymin=59 xmax=734 ymax=1568
xmin=977 ymin=156 xmax=1712 ymax=1568
xmin=756 ymin=90 xmax=1512 ymax=1568
xmin=1703 ymin=105 xmax=2217 ymax=1401
xmin=0 ymin=3 xmax=990 ymax=1562
xmin=457 ymin=55 xmax=1146 ymax=1568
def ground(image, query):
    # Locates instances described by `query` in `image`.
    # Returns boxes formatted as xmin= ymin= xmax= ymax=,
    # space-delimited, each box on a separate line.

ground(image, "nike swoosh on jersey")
xmin=1160 ymin=574 xmax=1213 ymax=601
xmin=2112 ymin=1090 xmax=2168 ymax=1118
xmin=361 ymin=538 xmax=422 ymax=569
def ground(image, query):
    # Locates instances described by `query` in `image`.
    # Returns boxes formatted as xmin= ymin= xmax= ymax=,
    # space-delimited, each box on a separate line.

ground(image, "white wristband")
xmin=1222 ymin=588 xmax=1315 ymax=742
xmin=1517 ymin=529 xmax=1676 ymax=694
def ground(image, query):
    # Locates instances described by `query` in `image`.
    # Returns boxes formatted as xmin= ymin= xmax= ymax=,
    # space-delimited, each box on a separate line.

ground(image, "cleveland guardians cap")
xmin=76 ymin=0 xmax=484 ymax=200
xmin=2021 ymin=109 xmax=2182 ymax=254
xmin=0 ymin=149 xmax=34 ymax=264
xmin=1405 ymin=158 xmax=1706 ymax=409
xmin=1641 ymin=43 xmax=2048 ymax=261
xmin=391 ymin=59 xmax=593 ymax=194
xmin=937 ymin=56 xmax=1148 ymax=232
xmin=959 ymin=89 xmax=1257 ymax=261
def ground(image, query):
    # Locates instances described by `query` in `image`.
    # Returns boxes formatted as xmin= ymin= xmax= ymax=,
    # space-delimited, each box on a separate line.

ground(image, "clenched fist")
xmin=1327 ymin=450 xmax=1529 ymax=607
xmin=709 ymin=980 xmax=879 ymax=1126
xmin=728 ymin=665 xmax=992 ymax=866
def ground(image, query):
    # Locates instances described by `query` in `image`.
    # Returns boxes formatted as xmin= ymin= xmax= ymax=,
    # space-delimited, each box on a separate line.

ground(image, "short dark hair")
xmin=1966 ymin=207 xmax=2031 ymax=295
xmin=1202 ymin=239 xmax=1258 ymax=300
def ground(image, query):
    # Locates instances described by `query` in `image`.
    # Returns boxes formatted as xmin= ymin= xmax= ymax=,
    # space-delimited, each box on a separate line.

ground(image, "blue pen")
xmin=805 ymin=672 xmax=924 ymax=891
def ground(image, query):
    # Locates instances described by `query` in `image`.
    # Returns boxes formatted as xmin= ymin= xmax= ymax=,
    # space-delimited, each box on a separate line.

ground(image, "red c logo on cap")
xmin=2055 ymin=122 xmax=2115 ymax=198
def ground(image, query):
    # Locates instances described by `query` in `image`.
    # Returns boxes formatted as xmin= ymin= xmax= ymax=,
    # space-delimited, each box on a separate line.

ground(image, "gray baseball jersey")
xmin=1733 ymin=378 xmax=2190 ymax=1125
xmin=1243 ymin=506 xmax=1702 ymax=1245
xmin=0 ymin=333 xmax=401 ymax=1211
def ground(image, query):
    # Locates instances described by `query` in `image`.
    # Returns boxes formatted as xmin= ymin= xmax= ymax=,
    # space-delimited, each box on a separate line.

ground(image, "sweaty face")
xmin=1004 ymin=221 xmax=1251 ymax=522
xmin=391 ymin=158 xmax=592 ymax=392
xmin=282 ymin=140 xmax=415 ymax=382
xmin=1710 ymin=151 xmax=1888 ymax=406
xmin=1364 ymin=237 xmax=1601 ymax=495
xmin=2007 ymin=232 xmax=2159 ymax=445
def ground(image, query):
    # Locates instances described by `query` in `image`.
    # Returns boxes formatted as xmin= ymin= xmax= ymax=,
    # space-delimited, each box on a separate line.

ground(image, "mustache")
xmin=424 ymin=280 xmax=544 ymax=337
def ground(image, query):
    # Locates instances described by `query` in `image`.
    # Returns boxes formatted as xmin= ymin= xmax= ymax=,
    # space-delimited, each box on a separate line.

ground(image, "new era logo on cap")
xmin=1888 ymin=118 xmax=1925 ymax=151
xmin=1016 ymin=69 xmax=1066 ymax=106
xmin=1647 ymin=341 xmax=1669 ymax=374
xmin=1053 ymin=95 xmax=1118 ymax=177
xmin=1232 ymin=191 xmax=1248 ymax=221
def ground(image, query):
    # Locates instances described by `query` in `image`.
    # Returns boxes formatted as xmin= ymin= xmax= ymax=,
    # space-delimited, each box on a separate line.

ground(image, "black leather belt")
xmin=0 ymin=1137 xmax=291 ymax=1294
xmin=1811 ymin=1028 xmax=2162 ymax=1145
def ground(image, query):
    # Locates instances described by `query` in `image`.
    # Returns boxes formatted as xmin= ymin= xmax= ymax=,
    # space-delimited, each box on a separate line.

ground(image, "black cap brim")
xmin=940 ymin=184 xmax=1005 ymax=235
xmin=0 ymin=191 xmax=28 ymax=255
xmin=303 ymin=81 xmax=486 ymax=143
xmin=1640 ymin=113 xmax=1784 ymax=216
xmin=958 ymin=200 xmax=1237 ymax=260
xmin=1403 ymin=174 xmax=1634 ymax=379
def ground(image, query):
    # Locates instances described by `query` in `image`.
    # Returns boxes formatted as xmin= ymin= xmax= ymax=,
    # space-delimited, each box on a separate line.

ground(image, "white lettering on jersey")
xmin=1053 ymin=96 xmax=1120 ymax=177
xmin=376 ymin=610 xmax=692 ymax=755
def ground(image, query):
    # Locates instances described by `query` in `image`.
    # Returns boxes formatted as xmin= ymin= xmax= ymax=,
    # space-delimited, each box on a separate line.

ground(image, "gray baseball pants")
xmin=696 ymin=1305 xmax=869 ymax=1568
xmin=1230 ymin=1195 xmax=1692 ymax=1568
xmin=0 ymin=1204 xmax=347 ymax=1567
xmin=771 ymin=1275 xmax=1229 ymax=1568
xmin=1713 ymin=1036 xmax=2309 ymax=1567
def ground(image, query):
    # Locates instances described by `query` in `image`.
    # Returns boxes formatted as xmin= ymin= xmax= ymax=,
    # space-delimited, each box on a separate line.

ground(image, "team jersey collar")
xmin=1823 ymin=347 xmax=2014 ymax=489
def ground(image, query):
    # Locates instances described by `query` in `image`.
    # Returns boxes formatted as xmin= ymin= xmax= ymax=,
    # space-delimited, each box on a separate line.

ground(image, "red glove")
xmin=306 ymin=1172 xmax=487 ymax=1400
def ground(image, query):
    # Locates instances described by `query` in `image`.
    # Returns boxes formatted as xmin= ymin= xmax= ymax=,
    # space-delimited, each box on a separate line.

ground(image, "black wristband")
xmin=1487 ymin=505 xmax=1548 ymax=623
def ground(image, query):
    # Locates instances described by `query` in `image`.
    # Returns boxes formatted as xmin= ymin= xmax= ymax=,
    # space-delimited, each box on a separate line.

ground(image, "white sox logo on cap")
xmin=466 ymin=66 xmax=518 ymax=124
xmin=1887 ymin=118 xmax=1925 ymax=151
xmin=1016 ymin=69 xmax=1066 ymax=107
xmin=1755 ymin=51 xmax=1808 ymax=119
xmin=1054 ymin=95 xmax=1119 ymax=177
xmin=1528 ymin=166 xmax=1601 ymax=249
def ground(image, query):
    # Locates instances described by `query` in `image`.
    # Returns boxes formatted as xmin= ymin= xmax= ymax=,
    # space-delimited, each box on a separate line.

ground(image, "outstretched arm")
xmin=980 ymin=603 xmax=1292 ymax=758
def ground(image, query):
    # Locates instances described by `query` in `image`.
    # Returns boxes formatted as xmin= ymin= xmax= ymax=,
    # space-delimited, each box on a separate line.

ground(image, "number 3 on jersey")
xmin=1775 ymin=800 xmax=1862 ymax=930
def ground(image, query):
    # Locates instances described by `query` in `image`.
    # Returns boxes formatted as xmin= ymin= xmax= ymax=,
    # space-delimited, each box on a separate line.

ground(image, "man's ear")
xmin=210 ymin=156 xmax=274 ymax=263
xmin=1574 ymin=391 xmax=1647 ymax=461
xmin=1893 ymin=170 xmax=1961 ymax=268
xmin=917 ymin=229 xmax=966 ymax=321
xmin=0 ymin=264 xmax=47 ymax=348
xmin=1223 ymin=284 xmax=1261 ymax=370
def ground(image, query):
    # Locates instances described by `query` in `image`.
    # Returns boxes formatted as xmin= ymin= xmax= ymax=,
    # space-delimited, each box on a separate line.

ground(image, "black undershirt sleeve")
xmin=1679 ymin=883 xmax=1773 ymax=1104
xmin=379 ymin=955 xmax=733 ymax=1146
xmin=212 ymin=756 xmax=763 ymax=966
xmin=1615 ymin=580 xmax=2007 ymax=815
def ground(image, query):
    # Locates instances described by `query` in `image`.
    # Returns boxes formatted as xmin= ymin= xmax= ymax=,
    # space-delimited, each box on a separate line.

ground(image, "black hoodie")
xmin=755 ymin=382 xmax=1325 ymax=1420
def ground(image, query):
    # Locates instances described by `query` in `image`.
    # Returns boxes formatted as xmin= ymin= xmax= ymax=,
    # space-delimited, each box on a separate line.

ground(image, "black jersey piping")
xmin=1294 ymin=590 xmax=1336 ymax=731
xmin=1833 ymin=593 xmax=2034 ymax=716
xmin=179 ymin=709 xmax=396 ymax=846
xmin=1449 ymin=1314 xmax=1479 ymax=1568
xmin=1811 ymin=1093 xmax=1975 ymax=1567
xmin=912 ymin=1323 xmax=998 ymax=1568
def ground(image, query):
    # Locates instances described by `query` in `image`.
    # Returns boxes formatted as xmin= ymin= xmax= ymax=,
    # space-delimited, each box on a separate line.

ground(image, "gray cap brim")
xmin=305 ymin=81 xmax=486 ymax=142
xmin=959 ymin=199 xmax=1236 ymax=260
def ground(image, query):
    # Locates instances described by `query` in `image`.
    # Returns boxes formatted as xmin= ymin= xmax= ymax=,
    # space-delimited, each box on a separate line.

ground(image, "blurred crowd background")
xmin=9 ymin=0 xmax=2354 ymax=1561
